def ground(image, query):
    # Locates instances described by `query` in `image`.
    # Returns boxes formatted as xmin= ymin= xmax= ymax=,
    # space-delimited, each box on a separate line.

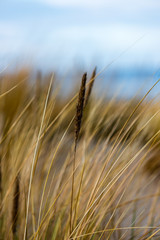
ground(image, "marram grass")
xmin=0 ymin=69 xmax=160 ymax=240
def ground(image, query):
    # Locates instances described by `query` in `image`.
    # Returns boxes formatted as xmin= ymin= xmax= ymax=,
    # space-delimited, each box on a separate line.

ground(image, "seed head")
xmin=85 ymin=67 xmax=97 ymax=106
xmin=75 ymin=73 xmax=87 ymax=144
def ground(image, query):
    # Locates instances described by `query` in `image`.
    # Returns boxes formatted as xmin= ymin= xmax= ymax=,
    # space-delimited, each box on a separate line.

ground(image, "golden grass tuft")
xmin=0 ymin=69 xmax=160 ymax=240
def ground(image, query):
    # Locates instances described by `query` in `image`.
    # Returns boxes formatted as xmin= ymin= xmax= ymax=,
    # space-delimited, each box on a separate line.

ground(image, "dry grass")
xmin=0 ymin=69 xmax=160 ymax=240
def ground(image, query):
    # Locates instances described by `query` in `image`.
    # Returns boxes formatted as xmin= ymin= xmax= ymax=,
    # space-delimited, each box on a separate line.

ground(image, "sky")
xmin=0 ymin=0 xmax=160 ymax=73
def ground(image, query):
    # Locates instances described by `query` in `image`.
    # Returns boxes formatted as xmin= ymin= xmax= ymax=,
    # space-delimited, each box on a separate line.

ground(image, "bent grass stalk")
xmin=23 ymin=75 xmax=53 ymax=240
xmin=0 ymin=76 xmax=28 ymax=99
xmin=69 ymin=226 xmax=159 ymax=239
xmin=0 ymin=97 xmax=34 ymax=145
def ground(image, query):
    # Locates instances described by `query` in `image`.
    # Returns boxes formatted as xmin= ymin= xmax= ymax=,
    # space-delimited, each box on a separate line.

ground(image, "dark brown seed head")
xmin=85 ymin=67 xmax=97 ymax=107
xmin=75 ymin=72 xmax=87 ymax=144
xmin=12 ymin=174 xmax=20 ymax=235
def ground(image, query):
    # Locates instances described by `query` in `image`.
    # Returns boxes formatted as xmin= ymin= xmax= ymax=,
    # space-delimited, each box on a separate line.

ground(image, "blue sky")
xmin=0 ymin=0 xmax=160 ymax=72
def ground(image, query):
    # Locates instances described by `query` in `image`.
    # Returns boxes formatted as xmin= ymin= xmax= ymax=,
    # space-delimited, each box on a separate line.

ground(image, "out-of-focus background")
xmin=2 ymin=2 xmax=160 ymax=239
xmin=1 ymin=0 xmax=160 ymax=96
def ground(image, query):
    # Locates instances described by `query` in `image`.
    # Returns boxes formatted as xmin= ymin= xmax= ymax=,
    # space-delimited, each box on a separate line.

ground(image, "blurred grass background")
xmin=0 ymin=69 xmax=160 ymax=239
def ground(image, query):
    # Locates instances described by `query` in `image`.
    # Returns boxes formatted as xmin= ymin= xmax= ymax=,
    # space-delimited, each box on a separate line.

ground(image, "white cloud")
xmin=0 ymin=21 xmax=29 ymax=56
xmin=0 ymin=22 xmax=20 ymax=37
xmin=1 ymin=2 xmax=160 ymax=68
xmin=37 ymin=0 xmax=106 ymax=8
xmin=38 ymin=0 xmax=160 ymax=10
xmin=46 ymin=23 xmax=160 ymax=65
xmin=0 ymin=19 xmax=160 ymax=62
